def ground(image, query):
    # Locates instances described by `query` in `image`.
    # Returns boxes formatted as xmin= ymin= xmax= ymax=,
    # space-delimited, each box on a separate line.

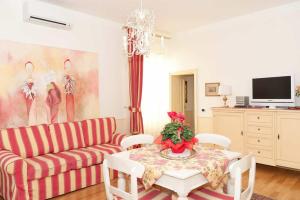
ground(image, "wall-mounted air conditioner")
xmin=23 ymin=1 xmax=72 ymax=30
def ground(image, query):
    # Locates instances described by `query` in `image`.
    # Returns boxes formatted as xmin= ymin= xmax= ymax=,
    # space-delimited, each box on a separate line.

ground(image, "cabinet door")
xmin=213 ymin=112 xmax=244 ymax=152
xmin=277 ymin=113 xmax=300 ymax=168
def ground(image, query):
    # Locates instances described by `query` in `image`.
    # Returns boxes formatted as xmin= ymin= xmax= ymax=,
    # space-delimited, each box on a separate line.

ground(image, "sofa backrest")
xmin=0 ymin=124 xmax=53 ymax=158
xmin=81 ymin=117 xmax=116 ymax=146
xmin=48 ymin=121 xmax=86 ymax=153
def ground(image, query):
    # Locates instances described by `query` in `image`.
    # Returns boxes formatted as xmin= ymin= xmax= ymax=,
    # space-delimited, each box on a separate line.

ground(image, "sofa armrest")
xmin=110 ymin=133 xmax=129 ymax=146
xmin=0 ymin=150 xmax=26 ymax=175
xmin=0 ymin=150 xmax=29 ymax=199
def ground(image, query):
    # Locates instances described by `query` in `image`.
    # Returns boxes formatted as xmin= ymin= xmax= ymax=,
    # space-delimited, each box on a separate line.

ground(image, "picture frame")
xmin=205 ymin=82 xmax=220 ymax=96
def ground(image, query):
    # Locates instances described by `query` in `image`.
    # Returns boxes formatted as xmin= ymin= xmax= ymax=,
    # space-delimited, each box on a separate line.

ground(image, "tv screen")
xmin=252 ymin=76 xmax=292 ymax=100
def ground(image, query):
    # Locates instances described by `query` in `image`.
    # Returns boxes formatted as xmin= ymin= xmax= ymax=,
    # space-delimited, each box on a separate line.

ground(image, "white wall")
xmin=169 ymin=1 xmax=300 ymax=121
xmin=0 ymin=0 xmax=129 ymax=131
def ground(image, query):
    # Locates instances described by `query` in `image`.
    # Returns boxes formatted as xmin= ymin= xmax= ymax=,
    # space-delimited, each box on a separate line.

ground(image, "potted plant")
xmin=157 ymin=112 xmax=198 ymax=153
xmin=296 ymin=86 xmax=300 ymax=107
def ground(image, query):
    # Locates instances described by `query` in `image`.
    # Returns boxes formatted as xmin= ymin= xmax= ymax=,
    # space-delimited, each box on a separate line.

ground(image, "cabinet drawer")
xmin=247 ymin=125 xmax=272 ymax=135
xmin=246 ymin=146 xmax=273 ymax=159
xmin=247 ymin=113 xmax=273 ymax=124
xmin=247 ymin=136 xmax=273 ymax=147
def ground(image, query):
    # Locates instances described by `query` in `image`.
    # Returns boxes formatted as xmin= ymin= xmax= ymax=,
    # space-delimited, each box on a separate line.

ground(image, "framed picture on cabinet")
xmin=205 ymin=82 xmax=220 ymax=96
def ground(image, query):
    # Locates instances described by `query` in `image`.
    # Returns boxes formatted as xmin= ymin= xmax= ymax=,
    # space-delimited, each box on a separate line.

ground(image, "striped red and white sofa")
xmin=0 ymin=117 xmax=127 ymax=200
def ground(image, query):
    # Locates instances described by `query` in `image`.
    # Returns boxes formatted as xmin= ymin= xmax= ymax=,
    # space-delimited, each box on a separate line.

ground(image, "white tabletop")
xmin=113 ymin=148 xmax=241 ymax=180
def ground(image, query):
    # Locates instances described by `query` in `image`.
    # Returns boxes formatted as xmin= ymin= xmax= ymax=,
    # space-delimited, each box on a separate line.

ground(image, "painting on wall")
xmin=0 ymin=40 xmax=100 ymax=128
xmin=205 ymin=82 xmax=220 ymax=96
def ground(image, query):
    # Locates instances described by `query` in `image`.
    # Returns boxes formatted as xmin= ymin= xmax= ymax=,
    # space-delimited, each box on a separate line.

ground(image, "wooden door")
xmin=277 ymin=112 xmax=300 ymax=169
xmin=171 ymin=76 xmax=184 ymax=113
xmin=213 ymin=111 xmax=244 ymax=152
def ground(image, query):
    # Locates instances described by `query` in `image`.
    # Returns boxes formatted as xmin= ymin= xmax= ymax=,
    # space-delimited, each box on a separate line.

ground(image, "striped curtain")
xmin=128 ymin=54 xmax=144 ymax=134
xmin=127 ymin=29 xmax=144 ymax=134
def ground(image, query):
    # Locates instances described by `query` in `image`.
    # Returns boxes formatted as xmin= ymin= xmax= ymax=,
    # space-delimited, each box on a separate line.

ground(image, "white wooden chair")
xmin=103 ymin=154 xmax=172 ymax=200
xmin=120 ymin=134 xmax=154 ymax=151
xmin=188 ymin=154 xmax=256 ymax=200
xmin=119 ymin=134 xmax=154 ymax=190
xmin=195 ymin=133 xmax=231 ymax=150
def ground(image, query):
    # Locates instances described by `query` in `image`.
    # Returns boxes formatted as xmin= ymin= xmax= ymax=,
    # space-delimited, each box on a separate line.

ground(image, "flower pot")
xmin=170 ymin=143 xmax=186 ymax=153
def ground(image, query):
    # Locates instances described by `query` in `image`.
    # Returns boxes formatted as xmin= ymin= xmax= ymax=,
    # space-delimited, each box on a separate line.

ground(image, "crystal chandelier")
xmin=123 ymin=0 xmax=155 ymax=57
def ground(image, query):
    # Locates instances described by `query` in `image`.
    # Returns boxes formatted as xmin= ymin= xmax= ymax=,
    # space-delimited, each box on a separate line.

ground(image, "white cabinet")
xmin=244 ymin=111 xmax=275 ymax=166
xmin=213 ymin=110 xmax=244 ymax=153
xmin=276 ymin=112 xmax=300 ymax=169
xmin=212 ymin=108 xmax=300 ymax=170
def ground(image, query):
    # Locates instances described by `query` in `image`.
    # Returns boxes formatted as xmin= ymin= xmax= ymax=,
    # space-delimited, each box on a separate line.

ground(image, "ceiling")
xmin=41 ymin=0 xmax=300 ymax=33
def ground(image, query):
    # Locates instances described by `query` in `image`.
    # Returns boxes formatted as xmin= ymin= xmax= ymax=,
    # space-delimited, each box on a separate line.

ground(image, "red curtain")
xmin=128 ymin=30 xmax=144 ymax=134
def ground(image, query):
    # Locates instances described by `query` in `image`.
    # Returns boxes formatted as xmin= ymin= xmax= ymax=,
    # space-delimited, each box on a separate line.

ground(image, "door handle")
xmin=241 ymin=131 xmax=243 ymax=136
xmin=278 ymin=134 xmax=280 ymax=140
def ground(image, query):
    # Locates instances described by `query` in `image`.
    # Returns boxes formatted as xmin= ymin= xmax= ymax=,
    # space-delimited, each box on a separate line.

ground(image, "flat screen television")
xmin=251 ymin=75 xmax=295 ymax=107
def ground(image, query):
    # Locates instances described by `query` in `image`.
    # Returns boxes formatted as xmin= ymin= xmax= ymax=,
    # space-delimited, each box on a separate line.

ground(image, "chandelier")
xmin=123 ymin=0 xmax=155 ymax=57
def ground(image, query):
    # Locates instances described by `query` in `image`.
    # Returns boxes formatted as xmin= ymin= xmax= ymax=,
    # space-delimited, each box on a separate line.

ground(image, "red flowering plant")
xmin=158 ymin=112 xmax=198 ymax=153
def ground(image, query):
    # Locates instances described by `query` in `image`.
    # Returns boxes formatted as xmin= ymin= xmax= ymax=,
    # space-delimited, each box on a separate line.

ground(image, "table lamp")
xmin=218 ymin=85 xmax=232 ymax=107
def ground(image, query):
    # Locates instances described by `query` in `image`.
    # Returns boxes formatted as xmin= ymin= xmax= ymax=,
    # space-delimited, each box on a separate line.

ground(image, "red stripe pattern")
xmin=25 ymin=144 xmax=121 ymax=180
xmin=110 ymin=133 xmax=128 ymax=146
xmin=49 ymin=121 xmax=85 ymax=153
xmin=81 ymin=118 xmax=116 ymax=146
xmin=0 ymin=124 xmax=53 ymax=158
xmin=114 ymin=183 xmax=172 ymax=200
xmin=0 ymin=150 xmax=29 ymax=200
xmin=0 ymin=118 xmax=124 ymax=200
xmin=127 ymin=32 xmax=144 ymax=135
xmin=27 ymin=164 xmax=117 ymax=200
xmin=188 ymin=187 xmax=234 ymax=200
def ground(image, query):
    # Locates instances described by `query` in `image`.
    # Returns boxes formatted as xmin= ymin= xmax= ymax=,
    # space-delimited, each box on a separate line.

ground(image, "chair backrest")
xmin=103 ymin=154 xmax=144 ymax=200
xmin=195 ymin=133 xmax=231 ymax=149
xmin=120 ymin=134 xmax=154 ymax=150
xmin=229 ymin=154 xmax=256 ymax=200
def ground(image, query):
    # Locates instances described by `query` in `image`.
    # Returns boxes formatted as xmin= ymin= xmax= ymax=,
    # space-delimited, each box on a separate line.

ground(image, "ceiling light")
xmin=123 ymin=0 xmax=155 ymax=57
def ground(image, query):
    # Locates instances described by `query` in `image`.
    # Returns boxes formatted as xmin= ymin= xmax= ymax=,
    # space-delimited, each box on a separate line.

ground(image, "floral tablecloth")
xmin=129 ymin=144 xmax=235 ymax=189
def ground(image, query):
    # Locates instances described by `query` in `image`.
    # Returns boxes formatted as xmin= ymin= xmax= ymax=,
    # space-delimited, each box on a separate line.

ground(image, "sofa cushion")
xmin=110 ymin=133 xmax=128 ymax=146
xmin=25 ymin=143 xmax=121 ymax=180
xmin=0 ymin=124 xmax=53 ymax=158
xmin=49 ymin=121 xmax=85 ymax=153
xmin=81 ymin=118 xmax=116 ymax=146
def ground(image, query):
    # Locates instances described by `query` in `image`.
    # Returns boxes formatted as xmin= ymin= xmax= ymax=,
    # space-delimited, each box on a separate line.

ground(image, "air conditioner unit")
xmin=23 ymin=1 xmax=71 ymax=30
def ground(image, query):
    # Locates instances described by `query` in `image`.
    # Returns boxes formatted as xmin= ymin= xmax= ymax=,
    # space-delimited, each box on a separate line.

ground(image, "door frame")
xmin=170 ymin=69 xmax=198 ymax=132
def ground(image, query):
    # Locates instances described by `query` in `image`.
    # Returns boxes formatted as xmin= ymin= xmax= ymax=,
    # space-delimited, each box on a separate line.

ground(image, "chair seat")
xmin=26 ymin=144 xmax=121 ymax=180
xmin=114 ymin=183 xmax=172 ymax=200
xmin=188 ymin=187 xmax=234 ymax=200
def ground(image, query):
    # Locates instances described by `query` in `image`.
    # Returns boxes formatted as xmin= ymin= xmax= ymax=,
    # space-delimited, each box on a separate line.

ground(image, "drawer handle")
xmin=257 ymin=139 xmax=260 ymax=143
xmin=258 ymin=151 xmax=261 ymax=154
xmin=258 ymin=128 xmax=260 ymax=131
xmin=257 ymin=116 xmax=260 ymax=120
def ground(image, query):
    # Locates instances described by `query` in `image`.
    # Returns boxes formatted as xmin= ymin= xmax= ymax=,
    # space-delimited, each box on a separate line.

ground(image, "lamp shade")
xmin=218 ymin=85 xmax=232 ymax=96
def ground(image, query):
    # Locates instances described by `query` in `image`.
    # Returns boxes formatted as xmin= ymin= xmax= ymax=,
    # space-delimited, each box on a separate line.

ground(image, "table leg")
xmin=176 ymin=192 xmax=189 ymax=200
xmin=227 ymin=176 xmax=235 ymax=195
xmin=118 ymin=172 xmax=126 ymax=190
